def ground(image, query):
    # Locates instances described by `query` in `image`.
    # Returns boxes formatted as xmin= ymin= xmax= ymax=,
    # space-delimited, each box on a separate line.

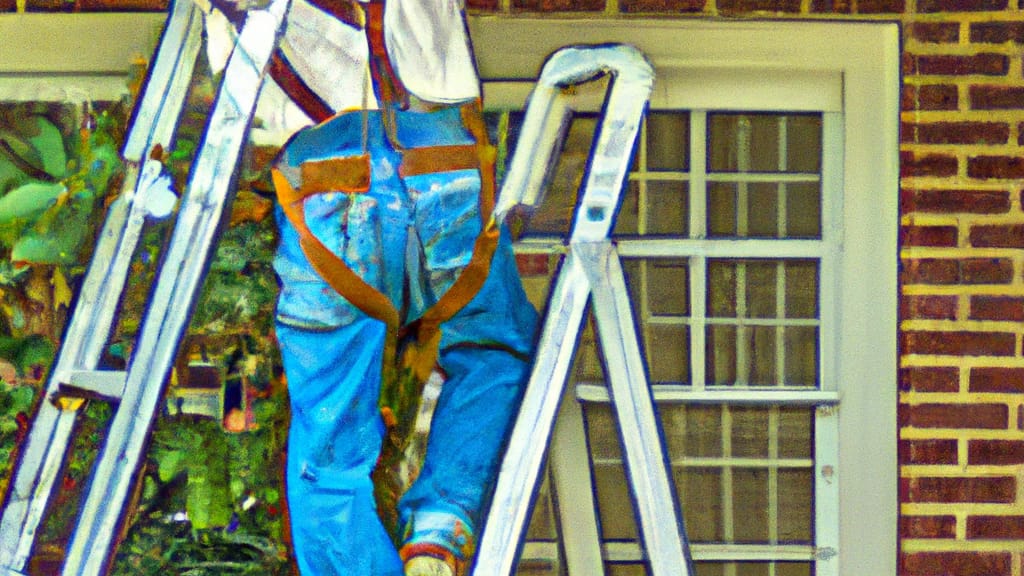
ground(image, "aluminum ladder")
xmin=0 ymin=0 xmax=292 ymax=573
xmin=473 ymin=45 xmax=695 ymax=576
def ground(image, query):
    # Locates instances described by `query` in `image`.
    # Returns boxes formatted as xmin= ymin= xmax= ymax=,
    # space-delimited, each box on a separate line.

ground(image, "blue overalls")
xmin=272 ymin=103 xmax=538 ymax=574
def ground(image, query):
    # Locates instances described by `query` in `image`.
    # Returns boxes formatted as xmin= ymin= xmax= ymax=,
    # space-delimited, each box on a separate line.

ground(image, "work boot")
xmin=404 ymin=555 xmax=455 ymax=576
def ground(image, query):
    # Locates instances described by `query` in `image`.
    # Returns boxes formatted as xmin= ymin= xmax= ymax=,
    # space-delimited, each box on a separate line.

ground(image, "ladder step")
xmin=57 ymin=370 xmax=128 ymax=402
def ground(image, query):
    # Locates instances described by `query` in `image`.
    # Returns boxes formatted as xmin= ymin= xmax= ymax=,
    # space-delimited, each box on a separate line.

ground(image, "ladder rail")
xmin=474 ymin=44 xmax=675 ymax=576
xmin=61 ymin=1 xmax=292 ymax=572
xmin=580 ymin=241 xmax=695 ymax=575
xmin=0 ymin=1 xmax=203 ymax=570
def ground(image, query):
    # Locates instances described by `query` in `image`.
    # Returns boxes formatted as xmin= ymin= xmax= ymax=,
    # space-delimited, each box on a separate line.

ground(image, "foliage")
xmin=0 ymin=60 xmax=291 ymax=571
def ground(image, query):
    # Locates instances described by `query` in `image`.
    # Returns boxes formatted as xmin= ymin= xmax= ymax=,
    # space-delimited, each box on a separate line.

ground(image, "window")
xmin=475 ymin=18 xmax=899 ymax=576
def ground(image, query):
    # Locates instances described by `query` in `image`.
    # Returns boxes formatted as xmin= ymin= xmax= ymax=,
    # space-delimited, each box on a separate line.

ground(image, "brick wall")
xmin=3 ymin=0 xmax=1023 ymax=573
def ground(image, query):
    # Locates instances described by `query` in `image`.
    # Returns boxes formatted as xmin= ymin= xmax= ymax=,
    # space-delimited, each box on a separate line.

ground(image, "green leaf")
xmin=0 ymin=181 xmax=64 ymax=225
xmin=157 ymin=449 xmax=186 ymax=483
xmin=16 ymin=336 xmax=55 ymax=376
xmin=25 ymin=115 xmax=67 ymax=180
xmin=11 ymin=199 xmax=91 ymax=264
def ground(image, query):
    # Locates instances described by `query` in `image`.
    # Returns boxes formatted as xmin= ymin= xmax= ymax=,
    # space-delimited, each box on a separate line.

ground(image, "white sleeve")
xmin=384 ymin=0 xmax=481 ymax=104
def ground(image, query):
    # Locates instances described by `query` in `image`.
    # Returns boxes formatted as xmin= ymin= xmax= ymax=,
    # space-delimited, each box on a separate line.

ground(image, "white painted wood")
xmin=575 ymin=384 xmax=840 ymax=405
xmin=59 ymin=371 xmax=128 ymax=402
xmin=0 ymin=13 xmax=164 ymax=101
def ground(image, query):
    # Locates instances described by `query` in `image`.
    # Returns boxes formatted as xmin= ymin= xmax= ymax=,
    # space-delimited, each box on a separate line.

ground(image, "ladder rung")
xmin=57 ymin=370 xmax=128 ymax=402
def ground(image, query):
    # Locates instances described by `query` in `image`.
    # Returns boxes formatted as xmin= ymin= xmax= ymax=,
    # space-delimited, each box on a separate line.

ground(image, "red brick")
xmin=901 ymin=189 xmax=1010 ymax=214
xmin=970 ymin=224 xmax=1024 ymax=248
xmin=902 ymin=294 xmax=958 ymax=320
xmin=901 ymin=439 xmax=959 ymax=464
xmin=902 ymin=476 xmax=1016 ymax=503
xmin=970 ymin=296 xmax=1024 ymax=321
xmin=918 ymin=84 xmax=960 ymax=110
xmin=969 ymin=156 xmax=1024 ymax=179
xmin=961 ymin=258 xmax=1014 ymax=284
xmin=901 ymin=552 xmax=1011 ymax=576
xmin=75 ymin=0 xmax=167 ymax=8
xmin=901 ymin=225 xmax=958 ymax=247
xmin=972 ymin=22 xmax=1024 ymax=44
xmin=511 ymin=0 xmax=605 ymax=10
xmin=717 ymin=0 xmax=801 ymax=11
xmin=900 ymin=366 xmax=959 ymax=392
xmin=970 ymin=367 xmax=1024 ymax=392
xmin=917 ymin=0 xmax=1007 ymax=10
xmin=900 ymin=516 xmax=957 ymax=539
xmin=901 ymin=152 xmax=958 ymax=177
xmin=515 ymin=253 xmax=549 ymax=276
xmin=466 ymin=0 xmax=500 ymax=9
xmin=903 ymin=402 xmax=1009 ymax=428
xmin=901 ymin=258 xmax=1014 ymax=285
xmin=901 ymin=331 xmax=1016 ymax=356
xmin=912 ymin=53 xmax=1009 ymax=76
xmin=903 ymin=121 xmax=1009 ymax=145
xmin=911 ymin=22 xmax=960 ymax=43
xmin=902 ymin=259 xmax=959 ymax=284
xmin=855 ymin=0 xmax=904 ymax=11
xmin=967 ymin=516 xmax=1024 ymax=539
xmin=971 ymin=86 xmax=1024 ymax=110
xmin=23 ymin=0 xmax=67 ymax=10
xmin=810 ymin=0 xmax=852 ymax=13
xmin=0 ymin=0 xmax=14 ymax=10
xmin=969 ymin=440 xmax=1024 ymax=465
xmin=621 ymin=0 xmax=706 ymax=10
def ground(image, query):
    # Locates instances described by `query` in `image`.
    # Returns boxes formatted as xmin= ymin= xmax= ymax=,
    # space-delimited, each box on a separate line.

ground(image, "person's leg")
xmin=278 ymin=321 xmax=404 ymax=575
xmin=273 ymin=112 xmax=410 ymax=574
xmin=399 ymin=162 xmax=538 ymax=570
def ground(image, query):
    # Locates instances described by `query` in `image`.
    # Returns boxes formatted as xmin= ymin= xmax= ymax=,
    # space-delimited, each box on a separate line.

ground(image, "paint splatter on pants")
xmin=273 ymin=109 xmax=538 ymax=574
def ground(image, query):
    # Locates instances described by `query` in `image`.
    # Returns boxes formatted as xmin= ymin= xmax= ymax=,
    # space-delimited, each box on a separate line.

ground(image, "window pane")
xmin=778 ymin=407 xmax=814 ymax=459
xmin=783 ymin=327 xmax=819 ymax=387
xmin=646 ymin=180 xmax=689 ymax=235
xmin=615 ymin=181 xmax=640 ymax=235
xmin=732 ymin=407 xmax=770 ymax=458
xmin=785 ymin=182 xmax=822 ymax=238
xmin=646 ymin=111 xmax=690 ymax=171
xmin=786 ymin=115 xmax=823 ymax=173
xmin=707 ymin=181 xmax=821 ymax=239
xmin=624 ymin=258 xmax=690 ymax=316
xmin=784 ymin=262 xmax=819 ymax=318
xmin=661 ymin=405 xmax=723 ymax=458
xmin=708 ymin=113 xmax=822 ymax=173
xmin=607 ymin=564 xmax=648 ymax=576
xmin=696 ymin=564 xmax=813 ymax=576
xmin=648 ymin=324 xmax=690 ymax=384
xmin=676 ymin=467 xmax=723 ymax=542
xmin=706 ymin=260 xmax=819 ymax=387
xmin=593 ymin=463 xmax=639 ymax=540
xmin=733 ymin=468 xmax=770 ymax=542
xmin=778 ymin=468 xmax=814 ymax=543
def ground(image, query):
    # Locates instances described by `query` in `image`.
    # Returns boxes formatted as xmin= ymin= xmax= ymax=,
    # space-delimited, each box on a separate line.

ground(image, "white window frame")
xmin=472 ymin=18 xmax=899 ymax=576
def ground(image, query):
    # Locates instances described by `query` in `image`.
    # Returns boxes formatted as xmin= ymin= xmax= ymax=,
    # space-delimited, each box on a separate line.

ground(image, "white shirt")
xmin=204 ymin=0 xmax=481 ymax=145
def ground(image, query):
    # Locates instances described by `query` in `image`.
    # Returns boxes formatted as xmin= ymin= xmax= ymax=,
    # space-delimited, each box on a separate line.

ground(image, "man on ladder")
xmin=203 ymin=0 xmax=538 ymax=574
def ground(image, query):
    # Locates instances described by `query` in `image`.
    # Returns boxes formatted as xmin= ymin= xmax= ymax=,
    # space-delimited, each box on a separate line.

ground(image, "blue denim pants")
xmin=272 ymin=109 xmax=538 ymax=574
